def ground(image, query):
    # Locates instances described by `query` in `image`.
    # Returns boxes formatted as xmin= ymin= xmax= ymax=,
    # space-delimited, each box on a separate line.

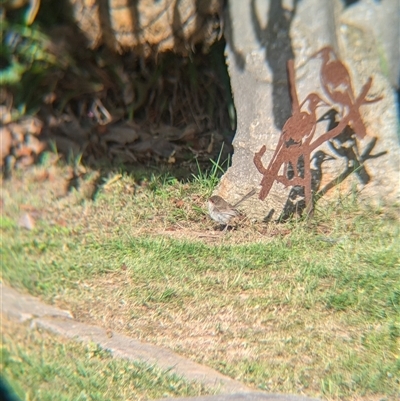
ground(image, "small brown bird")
xmin=208 ymin=189 xmax=256 ymax=229
xmin=312 ymin=46 xmax=374 ymax=139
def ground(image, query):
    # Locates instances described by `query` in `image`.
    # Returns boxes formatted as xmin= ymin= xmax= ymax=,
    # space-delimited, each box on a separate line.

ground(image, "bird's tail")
xmin=233 ymin=188 xmax=257 ymax=208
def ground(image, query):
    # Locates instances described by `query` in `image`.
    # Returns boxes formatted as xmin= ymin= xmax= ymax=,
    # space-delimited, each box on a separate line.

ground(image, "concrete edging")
xmin=1 ymin=283 xmax=320 ymax=401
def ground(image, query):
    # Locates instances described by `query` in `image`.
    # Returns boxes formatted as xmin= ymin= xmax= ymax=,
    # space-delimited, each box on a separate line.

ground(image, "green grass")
xmin=1 ymin=163 xmax=400 ymax=400
xmin=1 ymin=318 xmax=210 ymax=401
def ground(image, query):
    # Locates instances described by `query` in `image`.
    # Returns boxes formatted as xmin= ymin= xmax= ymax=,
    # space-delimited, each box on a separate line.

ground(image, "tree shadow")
xmin=250 ymin=0 xmax=300 ymax=129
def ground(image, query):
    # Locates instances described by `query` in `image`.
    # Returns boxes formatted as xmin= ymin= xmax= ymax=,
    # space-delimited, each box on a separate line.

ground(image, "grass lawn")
xmin=1 ymin=316 xmax=211 ymax=400
xmin=1 ymin=156 xmax=399 ymax=400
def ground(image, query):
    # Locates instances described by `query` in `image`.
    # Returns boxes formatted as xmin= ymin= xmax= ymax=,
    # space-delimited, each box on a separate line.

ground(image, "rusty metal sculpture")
xmin=254 ymin=46 xmax=382 ymax=216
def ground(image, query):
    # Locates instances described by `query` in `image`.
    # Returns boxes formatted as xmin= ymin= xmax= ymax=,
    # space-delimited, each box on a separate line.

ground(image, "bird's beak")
xmin=310 ymin=46 xmax=330 ymax=59
xmin=324 ymin=154 xmax=335 ymax=161
xmin=316 ymin=97 xmax=329 ymax=109
xmin=310 ymin=49 xmax=322 ymax=59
